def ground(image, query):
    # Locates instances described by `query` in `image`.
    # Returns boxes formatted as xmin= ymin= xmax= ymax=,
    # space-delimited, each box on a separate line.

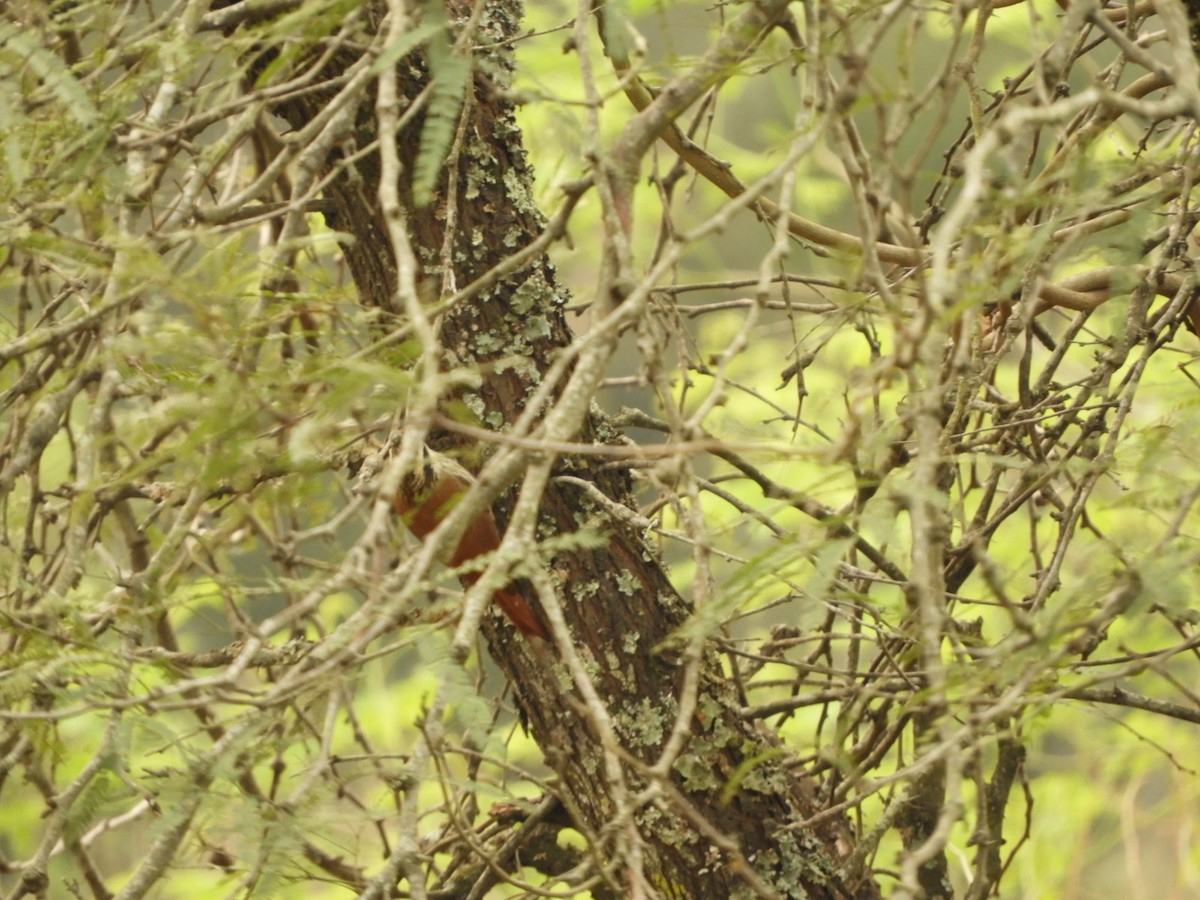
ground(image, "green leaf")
xmin=0 ymin=89 xmax=26 ymax=186
xmin=369 ymin=21 xmax=446 ymax=75
xmin=412 ymin=33 xmax=470 ymax=207
xmin=0 ymin=26 xmax=98 ymax=127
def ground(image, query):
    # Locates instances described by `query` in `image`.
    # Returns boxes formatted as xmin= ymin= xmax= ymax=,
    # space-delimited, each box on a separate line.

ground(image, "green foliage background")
xmin=511 ymin=2 xmax=1200 ymax=896
xmin=2 ymin=0 xmax=1200 ymax=897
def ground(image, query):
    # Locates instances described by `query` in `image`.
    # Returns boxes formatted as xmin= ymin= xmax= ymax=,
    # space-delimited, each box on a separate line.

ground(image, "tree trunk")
xmin=246 ymin=1 xmax=881 ymax=895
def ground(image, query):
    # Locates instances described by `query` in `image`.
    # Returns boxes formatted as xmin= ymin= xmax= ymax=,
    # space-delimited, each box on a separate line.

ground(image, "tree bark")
xmin=246 ymin=1 xmax=882 ymax=895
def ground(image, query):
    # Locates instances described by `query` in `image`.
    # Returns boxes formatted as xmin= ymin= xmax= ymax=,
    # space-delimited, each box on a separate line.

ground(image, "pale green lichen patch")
xmin=777 ymin=829 xmax=836 ymax=894
xmin=461 ymin=393 xmax=487 ymax=420
xmin=738 ymin=742 xmax=792 ymax=796
xmin=695 ymin=693 xmax=723 ymax=730
xmin=473 ymin=329 xmax=506 ymax=355
xmin=673 ymin=739 xmax=721 ymax=793
xmin=502 ymin=168 xmax=539 ymax=221
xmin=552 ymin=659 xmax=574 ymax=693
xmin=569 ymin=578 xmax=600 ymax=603
xmin=494 ymin=354 xmax=539 ymax=381
xmin=581 ymin=751 xmax=599 ymax=778
xmin=523 ymin=315 xmax=551 ymax=341
xmin=602 ymin=647 xmax=628 ymax=680
xmin=742 ymin=828 xmax=837 ymax=899
xmin=621 ymin=695 xmax=667 ymax=749
xmin=508 ymin=271 xmax=545 ymax=314
xmin=575 ymin=645 xmax=603 ymax=685
xmin=636 ymin=803 xmax=699 ymax=850
xmin=607 ymin=652 xmax=639 ymax=693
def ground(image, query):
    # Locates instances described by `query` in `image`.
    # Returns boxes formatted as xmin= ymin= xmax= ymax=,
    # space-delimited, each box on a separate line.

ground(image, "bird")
xmin=392 ymin=448 xmax=549 ymax=640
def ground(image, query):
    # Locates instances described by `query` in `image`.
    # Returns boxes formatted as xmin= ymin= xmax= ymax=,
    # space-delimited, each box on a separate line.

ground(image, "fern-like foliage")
xmin=411 ymin=9 xmax=471 ymax=208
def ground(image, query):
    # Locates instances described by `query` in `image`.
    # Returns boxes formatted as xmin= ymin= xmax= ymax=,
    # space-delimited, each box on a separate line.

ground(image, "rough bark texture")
xmin=244 ymin=1 xmax=882 ymax=895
